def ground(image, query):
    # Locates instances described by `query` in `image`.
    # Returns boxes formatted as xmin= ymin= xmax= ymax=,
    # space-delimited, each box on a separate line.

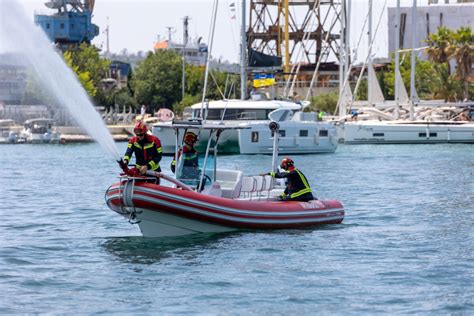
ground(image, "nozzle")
xmin=117 ymin=159 xmax=128 ymax=172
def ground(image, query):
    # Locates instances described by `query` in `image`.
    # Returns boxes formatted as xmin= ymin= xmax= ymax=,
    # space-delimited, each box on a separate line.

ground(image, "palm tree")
xmin=425 ymin=27 xmax=454 ymax=71
xmin=428 ymin=63 xmax=462 ymax=102
xmin=425 ymin=26 xmax=474 ymax=100
xmin=451 ymin=27 xmax=474 ymax=100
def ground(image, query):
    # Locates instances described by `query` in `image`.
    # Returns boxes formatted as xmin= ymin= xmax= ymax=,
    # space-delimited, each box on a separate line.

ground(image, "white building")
xmin=387 ymin=2 xmax=474 ymax=57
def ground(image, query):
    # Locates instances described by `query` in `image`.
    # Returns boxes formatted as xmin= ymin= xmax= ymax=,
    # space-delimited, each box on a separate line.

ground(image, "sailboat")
xmin=339 ymin=0 xmax=474 ymax=144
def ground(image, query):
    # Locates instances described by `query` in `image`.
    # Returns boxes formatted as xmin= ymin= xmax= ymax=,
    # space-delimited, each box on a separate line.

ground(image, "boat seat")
xmin=239 ymin=176 xmax=256 ymax=200
xmin=253 ymin=176 xmax=265 ymax=200
xmin=215 ymin=169 xmax=243 ymax=198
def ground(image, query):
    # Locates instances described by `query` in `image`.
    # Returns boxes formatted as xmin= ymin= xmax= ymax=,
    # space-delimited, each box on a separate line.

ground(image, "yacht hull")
xmin=342 ymin=121 xmax=474 ymax=144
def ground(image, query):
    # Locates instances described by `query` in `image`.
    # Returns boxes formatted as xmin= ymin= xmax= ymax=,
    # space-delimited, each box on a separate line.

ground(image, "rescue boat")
xmin=105 ymin=115 xmax=344 ymax=237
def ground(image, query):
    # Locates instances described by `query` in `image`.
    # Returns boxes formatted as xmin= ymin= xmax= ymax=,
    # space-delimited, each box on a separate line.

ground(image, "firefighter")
xmin=123 ymin=121 xmax=162 ymax=176
xmin=263 ymin=158 xmax=314 ymax=202
xmin=171 ymin=131 xmax=199 ymax=178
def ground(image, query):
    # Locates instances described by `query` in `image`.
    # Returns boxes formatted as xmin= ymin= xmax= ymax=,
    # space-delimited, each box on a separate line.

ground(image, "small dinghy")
xmin=105 ymin=119 xmax=344 ymax=237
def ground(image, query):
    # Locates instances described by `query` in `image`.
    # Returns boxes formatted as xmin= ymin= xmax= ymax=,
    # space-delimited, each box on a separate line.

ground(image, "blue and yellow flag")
xmin=253 ymin=73 xmax=275 ymax=88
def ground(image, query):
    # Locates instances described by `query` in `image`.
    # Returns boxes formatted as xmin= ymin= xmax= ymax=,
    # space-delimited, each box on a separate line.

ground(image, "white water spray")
xmin=0 ymin=0 xmax=120 ymax=160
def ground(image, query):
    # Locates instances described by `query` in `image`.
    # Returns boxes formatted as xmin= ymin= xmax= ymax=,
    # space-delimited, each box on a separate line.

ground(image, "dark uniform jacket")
xmin=171 ymin=146 xmax=199 ymax=177
xmin=124 ymin=134 xmax=162 ymax=171
xmin=270 ymin=168 xmax=314 ymax=202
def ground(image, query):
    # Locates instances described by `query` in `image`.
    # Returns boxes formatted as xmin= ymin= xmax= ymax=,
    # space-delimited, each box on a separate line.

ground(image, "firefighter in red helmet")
xmin=122 ymin=121 xmax=163 ymax=176
xmin=171 ymin=131 xmax=199 ymax=176
xmin=262 ymin=157 xmax=314 ymax=202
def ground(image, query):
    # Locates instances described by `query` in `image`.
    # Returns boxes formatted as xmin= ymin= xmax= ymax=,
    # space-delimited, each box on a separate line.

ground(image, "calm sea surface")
xmin=0 ymin=142 xmax=472 ymax=314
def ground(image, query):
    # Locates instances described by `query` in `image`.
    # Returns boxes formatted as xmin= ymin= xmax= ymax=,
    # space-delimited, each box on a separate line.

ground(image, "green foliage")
xmin=173 ymin=94 xmax=202 ymax=115
xmin=306 ymin=91 xmax=338 ymax=114
xmin=424 ymin=26 xmax=474 ymax=99
xmin=63 ymin=51 xmax=97 ymax=97
xmin=382 ymin=54 xmax=438 ymax=100
xmin=356 ymin=79 xmax=368 ymax=101
xmin=425 ymin=26 xmax=454 ymax=65
xmin=428 ymin=63 xmax=463 ymax=101
xmin=65 ymin=43 xmax=110 ymax=88
xmin=132 ymin=50 xmax=182 ymax=112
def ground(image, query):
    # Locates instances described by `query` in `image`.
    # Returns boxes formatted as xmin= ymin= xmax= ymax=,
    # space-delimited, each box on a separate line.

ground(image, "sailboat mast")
xmin=394 ymin=0 xmax=400 ymax=119
xmin=240 ymin=0 xmax=247 ymax=100
xmin=284 ymin=0 xmax=290 ymax=75
xmin=409 ymin=0 xmax=417 ymax=121
xmin=339 ymin=0 xmax=345 ymax=99
xmin=367 ymin=0 xmax=373 ymax=104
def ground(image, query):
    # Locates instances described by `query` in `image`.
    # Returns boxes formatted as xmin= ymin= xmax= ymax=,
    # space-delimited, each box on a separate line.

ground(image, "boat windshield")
xmin=175 ymin=152 xmax=215 ymax=187
xmin=193 ymin=109 xmax=273 ymax=120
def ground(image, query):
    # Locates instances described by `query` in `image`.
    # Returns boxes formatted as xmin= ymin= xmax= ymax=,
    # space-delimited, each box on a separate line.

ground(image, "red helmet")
xmin=184 ymin=132 xmax=198 ymax=145
xmin=280 ymin=157 xmax=294 ymax=170
xmin=134 ymin=121 xmax=148 ymax=135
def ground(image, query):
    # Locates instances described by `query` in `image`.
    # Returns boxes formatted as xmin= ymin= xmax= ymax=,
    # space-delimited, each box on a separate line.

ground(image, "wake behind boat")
xmin=105 ymin=118 xmax=344 ymax=237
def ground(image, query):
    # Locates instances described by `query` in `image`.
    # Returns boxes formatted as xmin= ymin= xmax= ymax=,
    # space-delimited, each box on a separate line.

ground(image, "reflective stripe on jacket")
xmin=123 ymin=134 xmax=162 ymax=171
xmin=270 ymin=168 xmax=313 ymax=200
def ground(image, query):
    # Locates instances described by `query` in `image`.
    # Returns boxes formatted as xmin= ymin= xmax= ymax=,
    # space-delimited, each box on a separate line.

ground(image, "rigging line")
xmin=200 ymin=0 xmax=219 ymax=122
xmin=220 ymin=81 xmax=235 ymax=124
xmin=226 ymin=0 xmax=239 ymax=61
xmin=209 ymin=69 xmax=226 ymax=100
xmin=288 ymin=1 xmax=321 ymax=97
xmin=305 ymin=13 xmax=337 ymax=101
xmin=284 ymin=0 xmax=321 ymax=98
xmin=333 ymin=1 xmax=371 ymax=115
xmin=351 ymin=0 xmax=387 ymax=107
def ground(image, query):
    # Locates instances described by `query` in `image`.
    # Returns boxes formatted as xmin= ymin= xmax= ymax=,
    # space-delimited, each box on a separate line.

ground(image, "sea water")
xmin=0 ymin=0 xmax=119 ymax=160
xmin=0 ymin=143 xmax=472 ymax=314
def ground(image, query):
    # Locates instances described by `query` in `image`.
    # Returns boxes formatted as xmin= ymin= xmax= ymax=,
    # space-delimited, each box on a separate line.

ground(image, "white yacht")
xmin=152 ymin=99 xmax=303 ymax=154
xmin=343 ymin=118 xmax=474 ymax=144
xmin=338 ymin=1 xmax=474 ymax=145
xmin=0 ymin=119 xmax=18 ymax=143
xmin=18 ymin=118 xmax=61 ymax=143
xmin=238 ymin=111 xmax=337 ymax=154
xmin=338 ymin=102 xmax=474 ymax=144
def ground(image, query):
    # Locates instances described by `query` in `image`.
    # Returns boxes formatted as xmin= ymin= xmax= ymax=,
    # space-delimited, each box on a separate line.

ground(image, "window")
xmin=299 ymin=130 xmax=308 ymax=137
xmin=46 ymin=23 xmax=50 ymax=29
xmin=271 ymin=130 xmax=286 ymax=137
xmin=60 ymin=23 xmax=65 ymax=29
xmin=419 ymin=133 xmax=427 ymax=137
xmin=319 ymin=130 xmax=328 ymax=137
xmin=251 ymin=132 xmax=259 ymax=143
xmin=373 ymin=133 xmax=384 ymax=137
xmin=429 ymin=132 xmax=437 ymax=137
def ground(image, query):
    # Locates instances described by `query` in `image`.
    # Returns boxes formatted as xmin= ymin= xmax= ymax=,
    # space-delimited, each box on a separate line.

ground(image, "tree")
xmin=425 ymin=26 xmax=474 ymax=100
xmin=132 ymin=50 xmax=182 ymax=112
xmin=63 ymin=51 xmax=97 ymax=97
xmin=451 ymin=27 xmax=474 ymax=100
xmin=428 ymin=63 xmax=462 ymax=102
xmin=306 ymin=91 xmax=338 ymax=114
xmin=65 ymin=43 xmax=110 ymax=89
xmin=425 ymin=27 xmax=454 ymax=67
xmin=382 ymin=53 xmax=437 ymax=100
